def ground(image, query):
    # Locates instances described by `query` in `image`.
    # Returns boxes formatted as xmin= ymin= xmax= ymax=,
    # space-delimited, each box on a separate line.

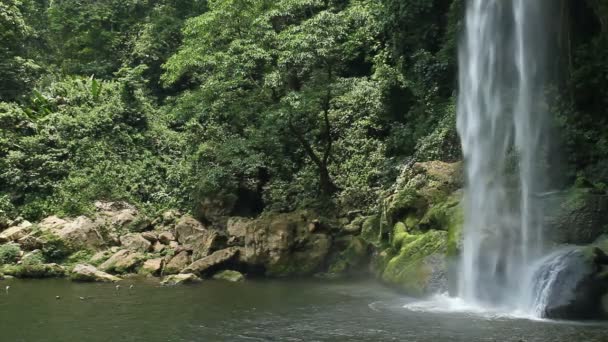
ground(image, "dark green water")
xmin=0 ymin=278 xmax=605 ymax=342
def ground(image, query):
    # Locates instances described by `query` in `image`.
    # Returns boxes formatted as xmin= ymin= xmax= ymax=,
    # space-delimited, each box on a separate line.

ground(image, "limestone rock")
xmin=0 ymin=221 xmax=33 ymax=243
xmin=227 ymin=217 xmax=251 ymax=243
xmin=99 ymin=250 xmax=144 ymax=274
xmin=90 ymin=250 xmax=112 ymax=264
xmin=182 ymin=247 xmax=240 ymax=276
xmin=53 ymin=216 xmax=106 ymax=251
xmin=239 ymin=211 xmax=332 ymax=277
xmin=120 ymin=233 xmax=152 ymax=253
xmin=71 ymin=264 xmax=121 ymax=282
xmin=141 ymin=258 xmax=164 ymax=276
xmin=140 ymin=231 xmax=157 ymax=243
xmin=174 ymin=216 xmax=206 ymax=244
xmin=17 ymin=233 xmax=43 ymax=251
xmin=164 ymin=251 xmax=190 ymax=275
xmin=161 ymin=273 xmax=201 ymax=286
xmin=152 ymin=241 xmax=166 ymax=253
xmin=212 ymin=270 xmax=245 ymax=282
xmin=158 ymin=231 xmax=175 ymax=245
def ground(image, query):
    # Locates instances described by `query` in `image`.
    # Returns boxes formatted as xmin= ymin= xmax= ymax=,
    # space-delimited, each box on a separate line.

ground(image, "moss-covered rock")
xmin=212 ymin=270 xmax=245 ymax=282
xmin=326 ymin=236 xmax=370 ymax=276
xmin=381 ymin=230 xmax=448 ymax=296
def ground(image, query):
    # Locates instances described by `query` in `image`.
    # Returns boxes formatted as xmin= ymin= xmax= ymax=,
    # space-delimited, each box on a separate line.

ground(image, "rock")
xmin=212 ymin=270 xmax=245 ymax=282
xmin=152 ymin=241 xmax=166 ymax=253
xmin=326 ymin=236 xmax=370 ymax=276
xmin=99 ymin=250 xmax=145 ymax=274
xmin=387 ymin=161 xmax=463 ymax=225
xmin=17 ymin=233 xmax=43 ymax=251
xmin=52 ymin=216 xmax=106 ymax=251
xmin=90 ymin=250 xmax=111 ymax=264
xmin=161 ymin=210 xmax=180 ymax=224
xmin=158 ymin=231 xmax=175 ymax=245
xmin=186 ymin=231 xmax=226 ymax=261
xmin=239 ymin=211 xmax=332 ymax=277
xmin=381 ymin=229 xmax=448 ymax=296
xmin=227 ymin=217 xmax=251 ymax=243
xmin=140 ymin=231 xmax=157 ymax=243
xmin=0 ymin=221 xmax=33 ymax=243
xmin=120 ymin=233 xmax=152 ymax=253
xmin=39 ymin=216 xmax=67 ymax=231
xmin=543 ymin=189 xmax=608 ymax=244
xmin=141 ymin=258 xmax=164 ymax=276
xmin=164 ymin=251 xmax=191 ymax=275
xmin=182 ymin=247 xmax=240 ymax=276
xmin=169 ymin=241 xmax=179 ymax=249
xmin=195 ymin=195 xmax=236 ymax=227
xmin=174 ymin=216 xmax=207 ymax=244
xmin=71 ymin=264 xmax=122 ymax=282
xmin=161 ymin=273 xmax=201 ymax=286
xmin=94 ymin=201 xmax=135 ymax=212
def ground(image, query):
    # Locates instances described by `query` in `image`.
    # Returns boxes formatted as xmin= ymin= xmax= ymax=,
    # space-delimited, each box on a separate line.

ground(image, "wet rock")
xmin=212 ymin=270 xmax=245 ymax=282
xmin=381 ymin=229 xmax=449 ymax=296
xmin=164 ymin=251 xmax=190 ymax=275
xmin=182 ymin=247 xmax=240 ymax=276
xmin=71 ymin=264 xmax=121 ymax=282
xmin=120 ymin=233 xmax=152 ymax=253
xmin=161 ymin=273 xmax=201 ymax=286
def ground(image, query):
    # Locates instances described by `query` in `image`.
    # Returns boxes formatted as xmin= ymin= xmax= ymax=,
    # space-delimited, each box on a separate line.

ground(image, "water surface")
xmin=0 ymin=278 xmax=605 ymax=341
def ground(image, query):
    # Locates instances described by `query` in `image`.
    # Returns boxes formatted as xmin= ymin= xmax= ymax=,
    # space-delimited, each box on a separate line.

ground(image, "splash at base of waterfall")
xmin=404 ymin=247 xmax=586 ymax=320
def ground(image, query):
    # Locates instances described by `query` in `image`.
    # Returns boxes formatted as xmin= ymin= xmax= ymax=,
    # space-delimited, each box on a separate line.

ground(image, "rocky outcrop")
xmin=182 ymin=247 xmax=240 ymax=276
xmin=41 ymin=216 xmax=106 ymax=251
xmin=236 ymin=211 xmax=332 ymax=277
xmin=363 ymin=161 xmax=463 ymax=296
xmin=71 ymin=264 xmax=121 ymax=282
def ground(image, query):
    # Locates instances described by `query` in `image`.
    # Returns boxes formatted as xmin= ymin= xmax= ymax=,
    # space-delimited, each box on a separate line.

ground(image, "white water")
xmin=456 ymin=0 xmax=553 ymax=315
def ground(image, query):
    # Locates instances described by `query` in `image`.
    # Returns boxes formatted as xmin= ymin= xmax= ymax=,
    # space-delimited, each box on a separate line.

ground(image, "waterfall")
xmin=456 ymin=0 xmax=553 ymax=312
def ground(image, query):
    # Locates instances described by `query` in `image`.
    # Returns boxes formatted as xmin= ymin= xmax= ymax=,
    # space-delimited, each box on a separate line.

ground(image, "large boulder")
xmin=42 ymin=216 xmax=106 ymax=251
xmin=120 ymin=233 xmax=152 ymax=253
xmin=140 ymin=258 xmax=164 ymax=276
xmin=99 ymin=250 xmax=145 ymax=274
xmin=0 ymin=221 xmax=33 ymax=243
xmin=174 ymin=216 xmax=225 ymax=260
xmin=182 ymin=247 xmax=240 ymax=276
xmin=236 ymin=211 xmax=332 ymax=277
xmin=71 ymin=264 xmax=122 ymax=282
xmin=164 ymin=251 xmax=191 ymax=275
xmin=533 ymin=243 xmax=608 ymax=320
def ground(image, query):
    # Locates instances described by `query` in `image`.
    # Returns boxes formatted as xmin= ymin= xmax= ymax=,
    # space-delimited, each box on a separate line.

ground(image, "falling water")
xmin=456 ymin=0 xmax=553 ymax=312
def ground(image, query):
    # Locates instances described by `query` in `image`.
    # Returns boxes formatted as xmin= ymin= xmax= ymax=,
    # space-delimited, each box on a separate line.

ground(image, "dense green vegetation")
xmin=0 ymin=0 xmax=607 ymax=222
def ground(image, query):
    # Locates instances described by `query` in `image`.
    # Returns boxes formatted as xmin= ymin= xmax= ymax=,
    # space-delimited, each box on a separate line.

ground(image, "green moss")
xmin=39 ymin=232 xmax=75 ymax=263
xmin=381 ymin=230 xmax=448 ymax=296
xmin=327 ymin=237 xmax=370 ymax=275
xmin=64 ymin=250 xmax=94 ymax=267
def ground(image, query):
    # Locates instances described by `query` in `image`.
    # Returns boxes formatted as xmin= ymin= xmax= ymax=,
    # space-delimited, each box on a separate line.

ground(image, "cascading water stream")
xmin=456 ymin=0 xmax=555 ymax=314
